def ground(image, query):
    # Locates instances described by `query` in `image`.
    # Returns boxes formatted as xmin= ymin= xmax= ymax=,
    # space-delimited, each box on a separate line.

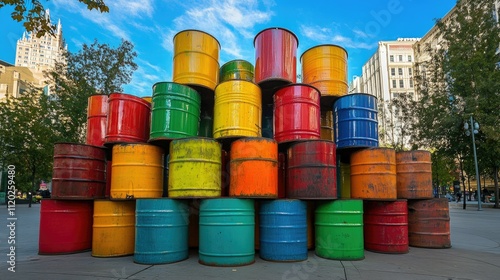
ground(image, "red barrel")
xmin=286 ymin=140 xmax=337 ymax=199
xmin=254 ymin=27 xmax=298 ymax=89
xmin=51 ymin=143 xmax=106 ymax=199
xmin=39 ymin=199 xmax=93 ymax=254
xmin=364 ymin=200 xmax=409 ymax=254
xmin=105 ymin=92 xmax=151 ymax=144
xmin=105 ymin=158 xmax=112 ymax=198
xmin=274 ymin=84 xmax=321 ymax=144
xmin=408 ymin=198 xmax=451 ymax=248
xmin=86 ymin=94 xmax=108 ymax=147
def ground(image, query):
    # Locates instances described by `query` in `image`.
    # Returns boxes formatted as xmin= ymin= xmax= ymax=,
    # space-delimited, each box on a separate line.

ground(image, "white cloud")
xmin=299 ymin=24 xmax=376 ymax=50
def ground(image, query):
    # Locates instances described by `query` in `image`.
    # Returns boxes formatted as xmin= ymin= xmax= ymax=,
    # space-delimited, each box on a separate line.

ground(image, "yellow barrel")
xmin=301 ymin=44 xmax=348 ymax=97
xmin=142 ymin=96 xmax=152 ymax=103
xmin=110 ymin=143 xmax=164 ymax=199
xmin=92 ymin=200 xmax=135 ymax=257
xmin=320 ymin=110 xmax=334 ymax=141
xmin=173 ymin=30 xmax=220 ymax=91
xmin=339 ymin=163 xmax=351 ymax=198
xmin=213 ymin=80 xmax=262 ymax=139
xmin=168 ymin=138 xmax=222 ymax=198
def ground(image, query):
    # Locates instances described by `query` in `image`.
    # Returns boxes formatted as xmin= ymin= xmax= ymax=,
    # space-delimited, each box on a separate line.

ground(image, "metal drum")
xmin=105 ymin=92 xmax=151 ymax=144
xmin=350 ymin=148 xmax=397 ymax=200
xmin=274 ymin=84 xmax=321 ymax=143
xmin=142 ymin=96 xmax=152 ymax=103
xmin=315 ymin=200 xmax=364 ymax=260
xmin=168 ymin=138 xmax=222 ymax=198
xmin=338 ymin=162 xmax=351 ymax=199
xmin=259 ymin=200 xmax=307 ymax=261
xmin=134 ymin=199 xmax=189 ymax=264
xmin=173 ymin=30 xmax=220 ymax=92
xmin=150 ymin=82 xmax=201 ymax=141
xmin=110 ymin=143 xmax=164 ymax=199
xmin=333 ymin=93 xmax=378 ymax=149
xmin=286 ymin=140 xmax=337 ymax=199
xmin=86 ymin=94 xmax=108 ymax=147
xmin=92 ymin=200 xmax=136 ymax=257
xmin=51 ymin=143 xmax=106 ymax=200
xmin=301 ymin=44 xmax=348 ymax=97
xmin=364 ymin=200 xmax=409 ymax=254
xmin=219 ymin=59 xmax=254 ymax=83
xmin=38 ymin=200 xmax=93 ymax=254
xmin=213 ymin=80 xmax=261 ymax=139
xmin=229 ymin=138 xmax=278 ymax=198
xmin=408 ymin=198 xmax=451 ymax=248
xmin=320 ymin=110 xmax=334 ymax=141
xmin=199 ymin=198 xmax=255 ymax=266
xmin=396 ymin=150 xmax=433 ymax=199
xmin=254 ymin=27 xmax=298 ymax=90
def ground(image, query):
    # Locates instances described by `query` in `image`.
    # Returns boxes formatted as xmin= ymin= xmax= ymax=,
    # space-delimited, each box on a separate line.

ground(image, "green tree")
xmin=0 ymin=0 xmax=108 ymax=37
xmin=414 ymin=0 xmax=500 ymax=206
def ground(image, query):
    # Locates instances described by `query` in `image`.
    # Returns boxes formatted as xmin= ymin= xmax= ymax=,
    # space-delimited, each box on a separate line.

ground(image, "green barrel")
xmin=150 ymin=82 xmax=201 ymax=141
xmin=219 ymin=60 xmax=255 ymax=83
xmin=199 ymin=198 xmax=255 ymax=266
xmin=315 ymin=200 xmax=364 ymax=260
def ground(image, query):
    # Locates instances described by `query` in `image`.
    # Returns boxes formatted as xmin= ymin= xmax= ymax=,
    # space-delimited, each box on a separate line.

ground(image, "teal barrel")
xmin=259 ymin=199 xmax=307 ymax=261
xmin=199 ymin=198 xmax=255 ymax=266
xmin=315 ymin=200 xmax=364 ymax=260
xmin=134 ymin=199 xmax=189 ymax=264
xmin=219 ymin=59 xmax=255 ymax=83
xmin=150 ymin=82 xmax=201 ymax=141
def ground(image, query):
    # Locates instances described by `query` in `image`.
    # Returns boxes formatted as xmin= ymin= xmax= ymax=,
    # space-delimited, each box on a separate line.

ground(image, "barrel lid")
xmin=173 ymin=29 xmax=221 ymax=48
xmin=109 ymin=92 xmax=152 ymax=107
xmin=300 ymin=44 xmax=349 ymax=61
xmin=219 ymin=59 xmax=254 ymax=69
xmin=214 ymin=79 xmax=260 ymax=90
xmin=253 ymin=27 xmax=299 ymax=47
xmin=334 ymin=92 xmax=378 ymax=103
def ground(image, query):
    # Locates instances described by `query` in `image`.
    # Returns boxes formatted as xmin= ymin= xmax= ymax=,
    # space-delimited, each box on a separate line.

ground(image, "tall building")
xmin=0 ymin=60 xmax=40 ymax=99
xmin=361 ymin=38 xmax=420 ymax=147
xmin=15 ymin=9 xmax=66 ymax=79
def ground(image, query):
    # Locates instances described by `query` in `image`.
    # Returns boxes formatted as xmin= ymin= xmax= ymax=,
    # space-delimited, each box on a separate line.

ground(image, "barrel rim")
xmin=214 ymin=79 xmax=260 ymax=90
xmin=172 ymin=29 xmax=221 ymax=48
xmin=170 ymin=136 xmax=222 ymax=145
xmin=231 ymin=137 xmax=278 ymax=146
xmin=274 ymin=83 xmax=321 ymax=95
xmin=395 ymin=149 xmax=432 ymax=155
xmin=334 ymin=92 xmax=378 ymax=103
xmin=287 ymin=139 xmax=335 ymax=150
xmin=253 ymin=27 xmax=299 ymax=47
xmin=351 ymin=147 xmax=396 ymax=157
xmin=219 ymin=59 xmax=255 ymax=70
xmin=299 ymin=44 xmax=349 ymax=61
xmin=151 ymin=81 xmax=200 ymax=93
xmin=88 ymin=94 xmax=109 ymax=98
xmin=54 ymin=142 xmax=107 ymax=150
xmin=109 ymin=92 xmax=152 ymax=108
xmin=112 ymin=142 xmax=165 ymax=150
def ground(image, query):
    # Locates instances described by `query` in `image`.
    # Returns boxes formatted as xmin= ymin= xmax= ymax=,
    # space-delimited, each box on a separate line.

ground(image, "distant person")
xmin=482 ymin=187 xmax=489 ymax=202
xmin=456 ymin=192 xmax=462 ymax=203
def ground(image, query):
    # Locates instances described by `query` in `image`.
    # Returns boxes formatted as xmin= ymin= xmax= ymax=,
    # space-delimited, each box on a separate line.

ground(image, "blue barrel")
xmin=134 ymin=199 xmax=189 ymax=264
xmin=333 ymin=93 xmax=378 ymax=149
xmin=259 ymin=200 xmax=307 ymax=261
xmin=199 ymin=198 xmax=255 ymax=266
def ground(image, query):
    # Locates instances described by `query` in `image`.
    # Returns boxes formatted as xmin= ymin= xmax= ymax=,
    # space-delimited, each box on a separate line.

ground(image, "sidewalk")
xmin=0 ymin=203 xmax=499 ymax=280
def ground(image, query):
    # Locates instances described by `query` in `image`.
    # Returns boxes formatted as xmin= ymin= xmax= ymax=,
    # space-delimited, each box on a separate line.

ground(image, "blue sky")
xmin=0 ymin=0 xmax=456 ymax=97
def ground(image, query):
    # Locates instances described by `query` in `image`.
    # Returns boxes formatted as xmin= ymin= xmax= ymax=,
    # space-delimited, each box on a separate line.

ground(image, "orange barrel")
xmin=320 ymin=109 xmax=334 ymax=141
xmin=300 ymin=44 xmax=348 ymax=97
xmin=338 ymin=162 xmax=351 ymax=199
xmin=188 ymin=199 xmax=200 ymax=248
xmin=407 ymin=198 xmax=451 ymax=248
xmin=396 ymin=150 xmax=433 ymax=199
xmin=173 ymin=30 xmax=220 ymax=92
xmin=142 ymin=96 xmax=152 ymax=103
xmin=350 ymin=148 xmax=397 ymax=200
xmin=51 ymin=143 xmax=106 ymax=199
xmin=92 ymin=200 xmax=136 ymax=257
xmin=213 ymin=80 xmax=262 ymax=139
xmin=286 ymin=140 xmax=337 ymax=199
xmin=254 ymin=27 xmax=298 ymax=90
xmin=274 ymin=84 xmax=321 ymax=144
xmin=219 ymin=59 xmax=254 ymax=83
xmin=278 ymin=153 xmax=286 ymax=198
xmin=168 ymin=138 xmax=222 ymax=198
xmin=86 ymin=94 xmax=108 ymax=147
xmin=364 ymin=200 xmax=409 ymax=254
xmin=110 ymin=143 xmax=164 ymax=199
xmin=38 ymin=200 xmax=93 ymax=254
xmin=229 ymin=138 xmax=278 ymax=198
xmin=105 ymin=92 xmax=151 ymax=145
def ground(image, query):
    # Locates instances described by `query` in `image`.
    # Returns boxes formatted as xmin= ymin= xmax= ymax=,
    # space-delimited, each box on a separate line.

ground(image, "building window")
xmin=409 ymin=79 xmax=414 ymax=88
xmin=391 ymin=68 xmax=395 ymax=76
xmin=392 ymin=80 xmax=397 ymax=88
xmin=399 ymin=80 xmax=404 ymax=88
xmin=408 ymin=55 xmax=412 ymax=62
xmin=390 ymin=55 xmax=394 ymax=62
xmin=399 ymin=55 xmax=403 ymax=62
xmin=408 ymin=68 xmax=412 ymax=76
xmin=398 ymin=68 xmax=403 ymax=75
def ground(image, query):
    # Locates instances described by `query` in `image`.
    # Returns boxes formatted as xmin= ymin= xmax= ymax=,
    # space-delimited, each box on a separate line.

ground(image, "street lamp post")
xmin=464 ymin=116 xmax=481 ymax=211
